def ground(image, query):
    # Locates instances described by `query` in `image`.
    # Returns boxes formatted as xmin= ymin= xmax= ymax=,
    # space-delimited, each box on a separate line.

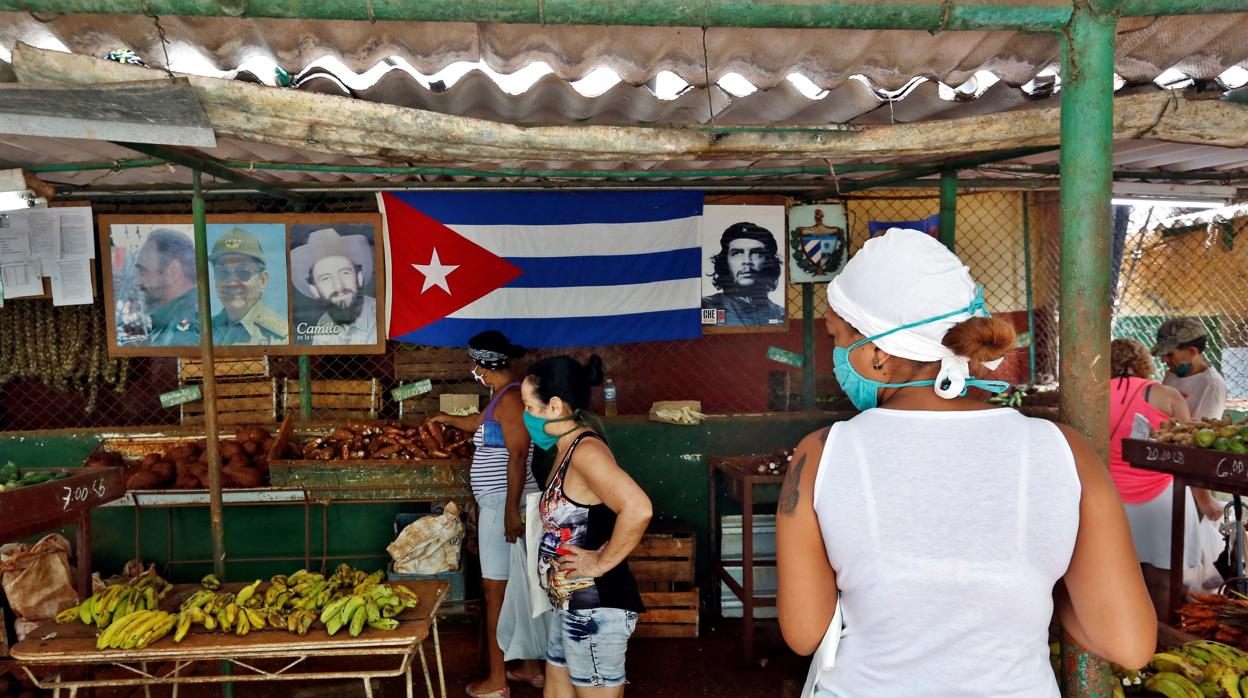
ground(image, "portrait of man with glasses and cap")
xmin=289 ymin=224 xmax=379 ymax=346
xmin=207 ymin=225 xmax=289 ymax=346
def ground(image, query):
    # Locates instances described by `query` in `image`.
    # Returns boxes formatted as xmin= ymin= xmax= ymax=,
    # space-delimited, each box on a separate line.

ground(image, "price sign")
xmin=159 ymin=385 xmax=202 ymax=408
xmin=767 ymin=346 xmax=805 ymax=368
xmin=61 ymin=476 xmax=108 ymax=511
xmin=391 ymin=379 xmax=433 ymax=402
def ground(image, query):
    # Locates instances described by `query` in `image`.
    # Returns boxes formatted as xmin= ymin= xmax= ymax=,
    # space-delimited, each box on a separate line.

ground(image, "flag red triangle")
xmin=384 ymin=193 xmax=522 ymax=337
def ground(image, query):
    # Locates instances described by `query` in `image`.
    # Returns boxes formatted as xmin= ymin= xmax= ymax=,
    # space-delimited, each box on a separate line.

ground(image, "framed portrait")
xmin=289 ymin=221 xmax=381 ymax=349
xmin=701 ymin=205 xmax=788 ymax=333
xmin=99 ymin=214 xmax=384 ymax=357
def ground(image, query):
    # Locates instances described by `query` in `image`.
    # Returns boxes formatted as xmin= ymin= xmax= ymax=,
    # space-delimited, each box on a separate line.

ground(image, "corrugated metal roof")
xmin=1 ymin=11 xmax=1247 ymax=189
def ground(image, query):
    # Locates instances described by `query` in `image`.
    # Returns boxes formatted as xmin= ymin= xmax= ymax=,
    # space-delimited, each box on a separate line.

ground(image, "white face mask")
xmin=471 ymin=367 xmax=486 ymax=385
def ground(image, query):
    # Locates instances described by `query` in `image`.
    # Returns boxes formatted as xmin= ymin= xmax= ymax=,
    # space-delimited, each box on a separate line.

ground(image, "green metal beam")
xmin=1056 ymin=5 xmax=1118 ymax=694
xmin=2 ymin=0 xmax=1242 ymax=29
xmin=191 ymin=169 xmax=227 ymax=581
xmin=938 ymin=171 xmax=957 ymax=252
xmin=807 ymin=146 xmax=1056 ymax=197
xmin=111 ymin=142 xmax=307 ymax=205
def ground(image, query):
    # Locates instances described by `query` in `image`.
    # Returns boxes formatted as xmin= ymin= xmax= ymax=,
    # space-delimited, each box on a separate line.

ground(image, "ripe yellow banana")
xmin=56 ymin=605 xmax=82 ymax=624
xmin=236 ymin=580 xmax=263 ymax=607
xmin=1151 ymin=652 xmax=1207 ymax=683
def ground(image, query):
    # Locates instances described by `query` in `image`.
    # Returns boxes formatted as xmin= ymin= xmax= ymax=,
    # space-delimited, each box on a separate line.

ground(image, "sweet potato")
xmin=126 ymin=470 xmax=165 ymax=490
xmin=220 ymin=440 xmax=242 ymax=459
xmin=150 ymin=461 xmax=175 ymax=483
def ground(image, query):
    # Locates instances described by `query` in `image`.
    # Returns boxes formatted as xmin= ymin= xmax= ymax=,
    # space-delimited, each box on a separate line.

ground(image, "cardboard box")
xmin=440 ymin=393 xmax=480 ymax=415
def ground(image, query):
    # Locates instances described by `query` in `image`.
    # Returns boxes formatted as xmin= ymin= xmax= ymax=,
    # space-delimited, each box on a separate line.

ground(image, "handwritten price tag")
xmin=61 ymin=477 xmax=107 ymax=511
xmin=1144 ymin=445 xmax=1187 ymax=466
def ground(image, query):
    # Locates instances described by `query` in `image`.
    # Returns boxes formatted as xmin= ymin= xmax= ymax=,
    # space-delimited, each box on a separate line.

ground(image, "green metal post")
xmin=802 ymin=284 xmax=816 ymax=411
xmin=1057 ymin=4 xmax=1118 ymax=697
xmin=939 ymin=171 xmax=957 ymax=252
xmin=1022 ymin=194 xmax=1037 ymax=385
xmin=192 ymin=170 xmax=227 ymax=581
xmin=299 ymin=355 xmax=313 ymax=419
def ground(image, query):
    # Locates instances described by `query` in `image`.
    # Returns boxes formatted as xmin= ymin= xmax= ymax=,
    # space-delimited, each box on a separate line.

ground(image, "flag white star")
xmin=412 ymin=248 xmax=460 ymax=294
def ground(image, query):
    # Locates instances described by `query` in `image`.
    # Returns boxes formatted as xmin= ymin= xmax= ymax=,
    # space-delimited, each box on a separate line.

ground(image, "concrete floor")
xmin=61 ymin=618 xmax=806 ymax=697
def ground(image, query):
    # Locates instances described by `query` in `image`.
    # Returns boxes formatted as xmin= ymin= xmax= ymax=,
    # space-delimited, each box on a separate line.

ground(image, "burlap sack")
xmin=0 ymin=534 xmax=78 ymax=623
xmin=387 ymin=502 xmax=464 ymax=575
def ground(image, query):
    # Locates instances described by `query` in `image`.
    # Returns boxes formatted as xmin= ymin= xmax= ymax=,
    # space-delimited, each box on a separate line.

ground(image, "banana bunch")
xmin=1146 ymin=641 xmax=1248 ymax=697
xmin=319 ymin=582 xmax=416 ymax=637
xmin=55 ymin=572 xmax=172 ymax=629
xmin=654 ymin=406 xmax=705 ymax=425
xmin=95 ymin=610 xmax=177 ymax=650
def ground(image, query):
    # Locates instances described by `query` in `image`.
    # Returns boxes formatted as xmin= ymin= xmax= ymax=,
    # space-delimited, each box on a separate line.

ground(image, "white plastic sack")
xmin=498 ymin=537 xmax=551 ymax=661
xmin=387 ymin=502 xmax=464 ymax=575
xmin=525 ymin=491 xmax=554 ymax=618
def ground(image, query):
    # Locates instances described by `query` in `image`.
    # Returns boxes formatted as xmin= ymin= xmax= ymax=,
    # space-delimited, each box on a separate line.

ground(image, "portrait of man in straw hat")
xmin=289 ymin=224 xmax=378 ymax=346
xmin=207 ymin=224 xmax=289 ymax=346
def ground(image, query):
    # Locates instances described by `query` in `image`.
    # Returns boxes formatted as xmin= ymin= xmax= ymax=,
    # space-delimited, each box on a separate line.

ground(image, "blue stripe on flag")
xmin=504 ymin=248 xmax=701 ymax=288
xmin=391 ymin=191 xmax=703 ymax=226
xmin=394 ymin=309 xmax=702 ymax=348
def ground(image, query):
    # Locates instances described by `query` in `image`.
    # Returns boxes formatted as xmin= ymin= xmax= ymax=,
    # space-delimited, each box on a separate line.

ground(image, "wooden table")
xmin=708 ymin=455 xmax=784 ymax=665
xmin=1123 ymin=438 xmax=1248 ymax=623
xmin=10 ymin=579 xmax=449 ymax=698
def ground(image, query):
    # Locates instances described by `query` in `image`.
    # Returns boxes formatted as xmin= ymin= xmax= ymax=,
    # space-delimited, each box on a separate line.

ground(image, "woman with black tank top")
xmin=431 ymin=330 xmax=542 ymax=697
xmin=522 ymin=355 xmax=652 ymax=697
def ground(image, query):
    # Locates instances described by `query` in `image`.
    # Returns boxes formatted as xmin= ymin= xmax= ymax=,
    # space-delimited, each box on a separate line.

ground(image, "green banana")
xmin=349 ymin=605 xmax=367 ymax=637
xmin=325 ymin=613 xmax=346 ymax=635
xmin=173 ymin=613 xmax=193 ymax=643
xmin=320 ymin=596 xmax=351 ymax=625
xmin=368 ymin=618 xmax=399 ymax=631
xmin=56 ymin=604 xmax=82 ymax=624
xmin=78 ymin=596 xmax=95 ymax=624
xmin=339 ymin=595 xmax=365 ymax=626
xmin=365 ymin=601 xmax=381 ymax=624
xmin=1206 ymin=661 xmax=1245 ymax=698
xmin=1152 ymin=652 xmax=1207 ymax=682
xmin=1183 ymin=646 xmax=1215 ymax=666
xmin=1190 ymin=641 xmax=1248 ymax=672
xmin=236 ymin=580 xmax=263 ymax=607
xmin=235 ymin=610 xmax=251 ymax=637
xmin=1145 ymin=671 xmax=1205 ymax=698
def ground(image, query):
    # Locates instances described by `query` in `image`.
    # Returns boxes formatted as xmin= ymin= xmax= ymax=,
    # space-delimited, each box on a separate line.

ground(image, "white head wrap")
xmin=827 ymin=227 xmax=1005 ymax=399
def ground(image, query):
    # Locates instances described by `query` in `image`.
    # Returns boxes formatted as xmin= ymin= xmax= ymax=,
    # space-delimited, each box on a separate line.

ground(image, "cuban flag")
xmin=382 ymin=191 xmax=704 ymax=347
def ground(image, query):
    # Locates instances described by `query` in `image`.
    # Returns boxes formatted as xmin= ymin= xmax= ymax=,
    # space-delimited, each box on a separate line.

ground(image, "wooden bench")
xmin=283 ymin=378 xmax=381 ymax=421
xmin=630 ymin=526 xmax=699 ymax=638
xmin=181 ymin=379 xmax=278 ymax=426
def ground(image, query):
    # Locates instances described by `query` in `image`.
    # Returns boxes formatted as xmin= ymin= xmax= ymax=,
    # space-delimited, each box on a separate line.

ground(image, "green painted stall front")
xmin=1 ymin=414 xmax=834 ymax=597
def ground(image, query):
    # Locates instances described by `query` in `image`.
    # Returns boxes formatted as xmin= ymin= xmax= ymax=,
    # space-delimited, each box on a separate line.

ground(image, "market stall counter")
xmin=10 ymin=579 xmax=449 ymax=698
xmin=1123 ymin=436 xmax=1248 ymax=624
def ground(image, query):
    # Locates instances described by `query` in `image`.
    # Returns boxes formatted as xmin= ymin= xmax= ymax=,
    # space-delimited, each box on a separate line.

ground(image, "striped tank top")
xmin=470 ymin=383 xmax=537 ymax=497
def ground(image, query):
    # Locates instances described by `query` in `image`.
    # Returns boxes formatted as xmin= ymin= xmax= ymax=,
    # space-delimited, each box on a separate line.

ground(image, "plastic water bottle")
xmin=603 ymin=378 xmax=618 ymax=417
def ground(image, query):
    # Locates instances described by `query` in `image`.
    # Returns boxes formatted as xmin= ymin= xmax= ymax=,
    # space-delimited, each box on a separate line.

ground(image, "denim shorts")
xmin=546 ymin=607 xmax=638 ymax=687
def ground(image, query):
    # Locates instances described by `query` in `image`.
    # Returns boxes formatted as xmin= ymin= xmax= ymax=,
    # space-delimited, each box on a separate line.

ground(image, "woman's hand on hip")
xmin=558 ymin=544 xmax=608 ymax=578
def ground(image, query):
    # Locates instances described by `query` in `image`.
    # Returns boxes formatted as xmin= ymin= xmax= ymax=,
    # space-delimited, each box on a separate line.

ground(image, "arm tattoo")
xmin=778 ymin=453 xmax=807 ymax=515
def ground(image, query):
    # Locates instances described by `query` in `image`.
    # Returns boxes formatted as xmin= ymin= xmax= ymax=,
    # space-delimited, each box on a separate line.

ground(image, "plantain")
xmin=1190 ymin=641 xmax=1248 ymax=673
xmin=245 ymin=608 xmax=266 ymax=630
xmin=56 ymin=605 xmax=82 ymax=624
xmin=121 ymin=612 xmax=168 ymax=649
xmin=136 ymin=613 xmax=176 ymax=649
xmin=78 ymin=596 xmax=95 ymax=624
xmin=320 ymin=596 xmax=350 ymax=625
xmin=235 ymin=611 xmax=251 ymax=637
xmin=325 ymin=613 xmax=346 ymax=636
xmin=1152 ymin=652 xmax=1207 ymax=683
xmin=267 ymin=609 xmax=288 ymax=629
xmin=226 ymin=602 xmax=239 ymax=627
xmin=1205 ymin=661 xmax=1245 ymax=698
xmin=366 ymin=601 xmax=381 ymax=624
xmin=1144 ymin=671 xmax=1205 ymax=698
xmin=349 ymin=605 xmax=368 ymax=637
xmin=201 ymin=574 xmax=222 ymax=590
xmin=173 ymin=613 xmax=193 ymax=643
xmin=96 ymin=611 xmax=145 ymax=650
xmin=368 ymin=618 xmax=399 ymax=631
xmin=236 ymin=580 xmax=263 ymax=607
xmin=339 ymin=595 xmax=365 ymax=626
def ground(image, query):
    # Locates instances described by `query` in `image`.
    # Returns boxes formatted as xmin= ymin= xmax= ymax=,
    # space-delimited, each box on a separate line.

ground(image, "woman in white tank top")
xmin=776 ymin=229 xmax=1156 ymax=697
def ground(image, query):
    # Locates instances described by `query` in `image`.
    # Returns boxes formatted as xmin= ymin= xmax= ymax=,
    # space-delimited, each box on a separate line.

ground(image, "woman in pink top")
xmin=1108 ymin=338 xmax=1207 ymax=614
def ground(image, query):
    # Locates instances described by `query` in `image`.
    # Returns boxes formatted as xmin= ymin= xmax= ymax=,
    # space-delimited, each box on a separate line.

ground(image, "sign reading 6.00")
xmin=61 ymin=477 xmax=108 ymax=511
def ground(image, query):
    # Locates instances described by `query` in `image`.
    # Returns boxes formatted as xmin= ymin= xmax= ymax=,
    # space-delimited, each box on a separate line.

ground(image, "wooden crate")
xmin=629 ymin=527 xmax=699 ymax=638
xmin=393 ymin=346 xmax=489 ymax=416
xmin=267 ymin=417 xmax=471 ymax=500
xmin=178 ymin=356 xmax=271 ymax=381
xmin=283 ymin=379 xmax=381 ymax=421
xmin=181 ymin=379 xmax=279 ymax=426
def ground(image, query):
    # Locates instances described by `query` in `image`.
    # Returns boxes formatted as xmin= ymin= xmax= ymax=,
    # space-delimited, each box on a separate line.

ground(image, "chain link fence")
xmin=13 ymin=186 xmax=1239 ymax=431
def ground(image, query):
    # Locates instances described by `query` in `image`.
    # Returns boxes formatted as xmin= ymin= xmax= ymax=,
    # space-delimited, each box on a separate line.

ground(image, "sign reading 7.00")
xmin=62 ymin=477 xmax=108 ymax=511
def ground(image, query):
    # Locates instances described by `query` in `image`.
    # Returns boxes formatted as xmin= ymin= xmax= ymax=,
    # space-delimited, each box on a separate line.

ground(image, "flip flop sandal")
xmin=465 ymin=683 xmax=510 ymax=698
xmin=506 ymin=670 xmax=546 ymax=689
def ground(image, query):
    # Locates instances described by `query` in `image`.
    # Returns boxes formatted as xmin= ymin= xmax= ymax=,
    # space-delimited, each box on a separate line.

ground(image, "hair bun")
xmin=584 ymin=354 xmax=605 ymax=387
xmin=942 ymin=316 xmax=1015 ymax=364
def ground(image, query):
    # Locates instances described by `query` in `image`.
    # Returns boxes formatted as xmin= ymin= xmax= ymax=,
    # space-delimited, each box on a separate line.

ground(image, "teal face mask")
xmin=1174 ymin=363 xmax=1193 ymax=377
xmin=832 ymin=286 xmax=1010 ymax=411
xmin=523 ymin=411 xmax=577 ymax=450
